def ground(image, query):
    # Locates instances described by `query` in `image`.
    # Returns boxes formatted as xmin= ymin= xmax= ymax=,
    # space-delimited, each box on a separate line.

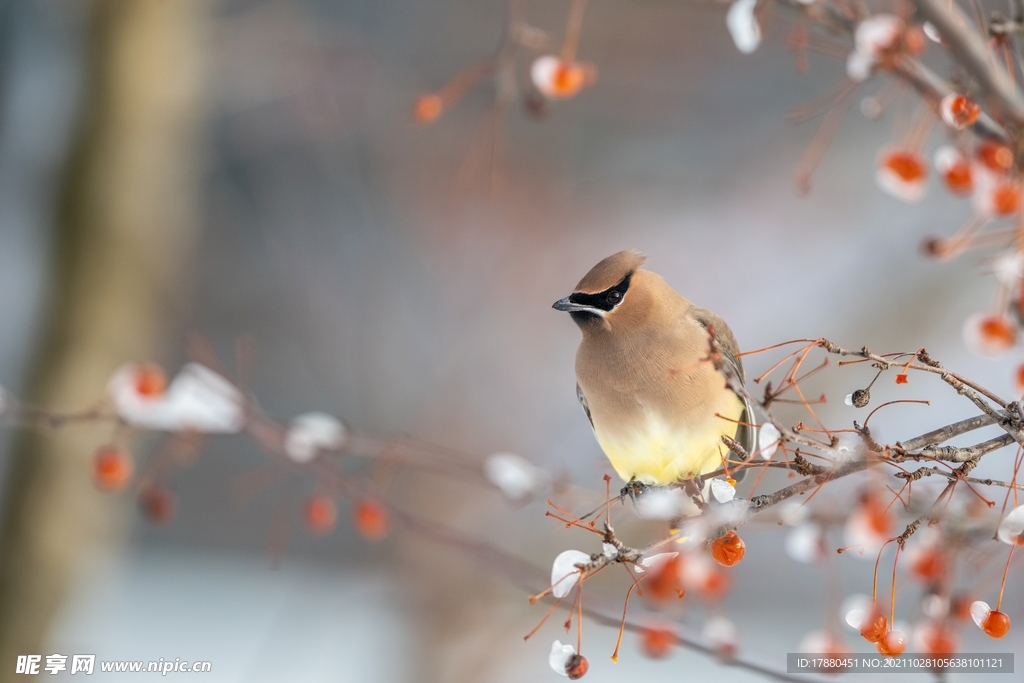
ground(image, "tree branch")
xmin=911 ymin=0 xmax=1024 ymax=130
xmin=898 ymin=413 xmax=996 ymax=451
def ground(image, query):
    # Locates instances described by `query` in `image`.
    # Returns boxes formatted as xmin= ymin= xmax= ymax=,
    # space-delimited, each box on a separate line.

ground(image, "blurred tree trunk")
xmin=0 ymin=0 xmax=209 ymax=674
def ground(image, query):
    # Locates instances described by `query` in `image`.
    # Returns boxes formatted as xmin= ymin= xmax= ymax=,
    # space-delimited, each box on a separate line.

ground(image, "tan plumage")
xmin=553 ymin=250 xmax=753 ymax=485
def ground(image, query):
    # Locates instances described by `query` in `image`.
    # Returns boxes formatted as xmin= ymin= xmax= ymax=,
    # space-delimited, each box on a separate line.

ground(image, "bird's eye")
xmin=606 ymin=290 xmax=622 ymax=304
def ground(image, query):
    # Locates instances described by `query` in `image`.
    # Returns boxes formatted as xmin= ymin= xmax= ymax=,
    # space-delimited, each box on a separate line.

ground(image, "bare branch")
xmin=898 ymin=456 xmax=982 ymax=543
xmin=749 ymin=458 xmax=875 ymax=512
xmin=911 ymin=0 xmax=1024 ymax=129
xmin=908 ymin=433 xmax=1016 ymax=462
xmin=900 ymin=464 xmax=1024 ymax=489
xmin=898 ymin=413 xmax=996 ymax=451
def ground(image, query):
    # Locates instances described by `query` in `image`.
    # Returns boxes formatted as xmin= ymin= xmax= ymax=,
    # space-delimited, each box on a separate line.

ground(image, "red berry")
xmin=699 ymin=566 xmax=731 ymax=600
xmin=530 ymin=56 xmax=594 ymax=100
xmin=565 ymin=653 xmax=588 ymax=679
xmin=304 ymin=495 xmax=337 ymax=534
xmin=640 ymin=627 xmax=676 ymax=658
xmin=551 ymin=64 xmax=585 ymax=97
xmin=1014 ymin=363 xmax=1024 ymax=396
xmin=710 ymin=531 xmax=745 ymax=567
xmin=644 ymin=555 xmax=685 ymax=602
xmin=982 ymin=610 xmax=1011 ymax=638
xmin=353 ymin=498 xmax=388 ymax=541
xmin=876 ymin=630 xmax=906 ymax=656
xmin=881 ymin=150 xmax=927 ymax=182
xmin=980 ymin=316 xmax=1017 ymax=348
xmin=860 ymin=611 xmax=888 ymax=644
xmin=941 ymin=95 xmax=980 ymax=128
xmin=133 ymin=364 xmax=167 ymax=398
xmin=904 ymin=27 xmax=925 ymax=55
xmin=977 ymin=142 xmax=1014 ymax=172
xmin=93 ymin=445 xmax=133 ymax=492
xmin=413 ymin=95 xmax=443 ymax=124
xmin=991 ymin=181 xmax=1022 ymax=216
xmin=921 ymin=623 xmax=958 ymax=656
xmin=910 ymin=548 xmax=946 ymax=582
xmin=862 ymin=492 xmax=892 ymax=536
xmin=942 ymin=162 xmax=973 ymax=194
xmin=138 ymin=483 xmax=175 ymax=524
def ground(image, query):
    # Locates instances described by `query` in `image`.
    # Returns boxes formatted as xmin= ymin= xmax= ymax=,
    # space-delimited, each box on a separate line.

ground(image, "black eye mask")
xmin=568 ymin=272 xmax=633 ymax=312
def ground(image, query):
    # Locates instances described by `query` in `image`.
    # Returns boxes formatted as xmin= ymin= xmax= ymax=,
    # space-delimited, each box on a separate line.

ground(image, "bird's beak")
xmin=552 ymin=296 xmax=595 ymax=313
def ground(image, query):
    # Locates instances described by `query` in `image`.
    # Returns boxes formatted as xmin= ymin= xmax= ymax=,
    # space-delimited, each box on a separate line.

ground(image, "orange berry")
xmin=904 ymin=26 xmax=926 ymax=55
xmin=883 ymin=150 xmax=927 ymax=183
xmin=565 ymin=653 xmax=588 ymax=679
xmin=965 ymin=313 xmax=1018 ymax=356
xmin=860 ymin=611 xmax=888 ymax=643
xmin=353 ymin=498 xmax=388 ymax=540
xmin=982 ymin=610 xmax=1011 ymax=638
xmin=551 ymin=64 xmax=585 ymax=98
xmin=935 ymin=146 xmax=973 ymax=195
xmin=910 ymin=547 xmax=945 ymax=582
xmin=640 ymin=627 xmax=676 ymax=658
xmin=950 ymin=97 xmax=980 ymax=126
xmin=710 ymin=531 xmax=745 ymax=567
xmin=977 ymin=142 xmax=1014 ymax=172
xmin=133 ymin=364 xmax=167 ymax=398
xmin=304 ymin=495 xmax=337 ymax=534
xmin=895 ymin=373 xmax=908 ymax=384
xmin=864 ymin=493 xmax=892 ymax=536
xmin=645 ymin=555 xmax=685 ymax=602
xmin=1014 ymin=363 xmax=1024 ymax=395
xmin=877 ymin=149 xmax=928 ymax=202
xmin=92 ymin=446 xmax=133 ymax=492
xmin=876 ymin=630 xmax=906 ymax=656
xmin=530 ymin=56 xmax=592 ymax=100
xmin=991 ymin=181 xmax=1022 ymax=216
xmin=413 ymin=94 xmax=443 ymax=124
xmin=943 ymin=161 xmax=973 ymax=195
xmin=980 ymin=316 xmax=1017 ymax=348
xmin=921 ymin=623 xmax=958 ymax=656
xmin=941 ymin=95 xmax=980 ymax=129
xmin=138 ymin=483 xmax=175 ymax=524
xmin=700 ymin=566 xmax=731 ymax=600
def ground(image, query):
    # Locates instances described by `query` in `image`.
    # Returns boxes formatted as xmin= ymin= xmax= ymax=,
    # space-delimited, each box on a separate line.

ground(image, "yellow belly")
xmin=594 ymin=397 xmax=744 ymax=485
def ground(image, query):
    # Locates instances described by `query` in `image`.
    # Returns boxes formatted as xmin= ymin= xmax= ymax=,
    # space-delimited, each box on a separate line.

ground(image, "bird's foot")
xmin=619 ymin=479 xmax=648 ymax=506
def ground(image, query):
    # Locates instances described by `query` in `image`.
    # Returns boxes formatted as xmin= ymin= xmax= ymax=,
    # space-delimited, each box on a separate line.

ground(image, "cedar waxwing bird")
xmin=553 ymin=250 xmax=756 ymax=487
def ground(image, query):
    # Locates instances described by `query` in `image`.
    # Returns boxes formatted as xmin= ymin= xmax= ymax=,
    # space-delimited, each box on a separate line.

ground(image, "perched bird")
xmin=553 ymin=250 xmax=755 ymax=487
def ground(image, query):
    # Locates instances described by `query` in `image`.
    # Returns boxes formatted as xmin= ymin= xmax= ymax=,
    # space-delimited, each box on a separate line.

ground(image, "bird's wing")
xmin=690 ymin=306 xmax=758 ymax=479
xmin=576 ymin=383 xmax=594 ymax=429
xmin=689 ymin=306 xmax=745 ymax=382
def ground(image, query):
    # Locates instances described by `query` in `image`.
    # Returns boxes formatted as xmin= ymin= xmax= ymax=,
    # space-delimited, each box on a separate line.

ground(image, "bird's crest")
xmin=575 ymin=250 xmax=647 ymax=293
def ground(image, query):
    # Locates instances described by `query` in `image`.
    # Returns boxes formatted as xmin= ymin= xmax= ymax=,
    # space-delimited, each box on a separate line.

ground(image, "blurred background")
xmin=0 ymin=0 xmax=1020 ymax=681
